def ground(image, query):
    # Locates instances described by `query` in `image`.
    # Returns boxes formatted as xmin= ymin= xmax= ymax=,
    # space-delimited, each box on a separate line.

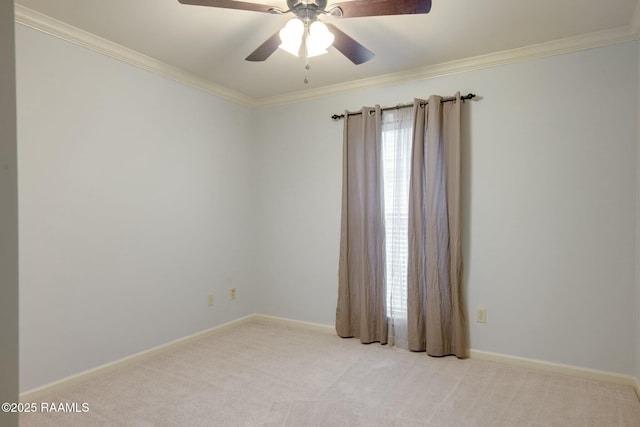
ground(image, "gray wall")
xmin=0 ymin=0 xmax=19 ymax=426
xmin=17 ymin=24 xmax=259 ymax=391
xmin=256 ymin=41 xmax=638 ymax=376
xmin=637 ymin=39 xmax=640 ymax=384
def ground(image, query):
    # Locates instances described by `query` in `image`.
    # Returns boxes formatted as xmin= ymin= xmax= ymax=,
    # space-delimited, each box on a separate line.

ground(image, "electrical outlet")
xmin=230 ymin=288 xmax=236 ymax=300
xmin=476 ymin=308 xmax=487 ymax=323
xmin=207 ymin=294 xmax=214 ymax=307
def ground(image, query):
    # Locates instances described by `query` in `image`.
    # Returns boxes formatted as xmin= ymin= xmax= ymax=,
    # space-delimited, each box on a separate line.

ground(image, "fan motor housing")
xmin=291 ymin=2 xmax=322 ymax=21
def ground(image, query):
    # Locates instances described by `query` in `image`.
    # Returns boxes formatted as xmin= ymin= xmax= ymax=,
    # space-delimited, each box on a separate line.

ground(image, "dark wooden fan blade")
xmin=178 ymin=0 xmax=277 ymax=14
xmin=325 ymin=23 xmax=374 ymax=65
xmin=329 ymin=0 xmax=431 ymax=18
xmin=245 ymin=30 xmax=282 ymax=61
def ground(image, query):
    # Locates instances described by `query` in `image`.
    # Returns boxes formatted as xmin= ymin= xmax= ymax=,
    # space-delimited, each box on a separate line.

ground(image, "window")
xmin=381 ymin=107 xmax=413 ymax=345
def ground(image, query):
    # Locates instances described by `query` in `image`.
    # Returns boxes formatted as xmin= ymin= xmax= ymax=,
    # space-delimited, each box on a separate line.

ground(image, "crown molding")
xmin=255 ymin=25 xmax=638 ymax=107
xmin=14 ymin=4 xmax=640 ymax=109
xmin=14 ymin=4 xmax=255 ymax=107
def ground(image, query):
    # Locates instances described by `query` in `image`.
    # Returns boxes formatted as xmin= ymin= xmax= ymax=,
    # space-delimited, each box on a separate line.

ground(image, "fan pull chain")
xmin=303 ymin=24 xmax=310 ymax=84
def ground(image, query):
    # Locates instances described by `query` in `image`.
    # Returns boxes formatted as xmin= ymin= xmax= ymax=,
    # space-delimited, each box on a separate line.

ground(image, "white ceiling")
xmin=14 ymin=0 xmax=640 ymax=102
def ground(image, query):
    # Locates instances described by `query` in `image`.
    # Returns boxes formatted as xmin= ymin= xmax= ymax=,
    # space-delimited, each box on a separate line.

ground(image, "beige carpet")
xmin=20 ymin=319 xmax=640 ymax=426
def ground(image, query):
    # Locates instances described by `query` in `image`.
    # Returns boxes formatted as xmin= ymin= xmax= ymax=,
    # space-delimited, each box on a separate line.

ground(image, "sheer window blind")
xmin=381 ymin=108 xmax=413 ymax=332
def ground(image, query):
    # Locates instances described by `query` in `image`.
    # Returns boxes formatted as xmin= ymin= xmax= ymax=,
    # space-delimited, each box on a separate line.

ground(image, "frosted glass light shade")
xmin=306 ymin=21 xmax=334 ymax=57
xmin=279 ymin=18 xmax=304 ymax=56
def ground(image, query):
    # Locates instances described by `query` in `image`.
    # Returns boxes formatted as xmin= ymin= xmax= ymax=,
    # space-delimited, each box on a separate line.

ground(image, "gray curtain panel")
xmin=336 ymin=106 xmax=388 ymax=344
xmin=407 ymin=93 xmax=467 ymax=357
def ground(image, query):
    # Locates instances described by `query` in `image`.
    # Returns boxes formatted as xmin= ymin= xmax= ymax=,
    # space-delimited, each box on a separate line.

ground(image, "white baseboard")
xmin=20 ymin=314 xmax=258 ymax=402
xmin=470 ymin=349 xmax=639 ymax=395
xmin=20 ymin=313 xmax=640 ymax=403
xmin=256 ymin=316 xmax=640 ymax=401
xmin=253 ymin=313 xmax=335 ymax=334
xmin=259 ymin=316 xmax=640 ymax=401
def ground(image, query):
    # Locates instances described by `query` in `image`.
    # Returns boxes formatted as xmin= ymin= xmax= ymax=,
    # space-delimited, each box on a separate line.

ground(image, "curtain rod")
xmin=330 ymin=93 xmax=476 ymax=121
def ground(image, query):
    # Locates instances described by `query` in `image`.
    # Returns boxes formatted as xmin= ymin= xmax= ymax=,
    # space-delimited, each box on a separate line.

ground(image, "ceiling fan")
xmin=177 ymin=0 xmax=432 ymax=68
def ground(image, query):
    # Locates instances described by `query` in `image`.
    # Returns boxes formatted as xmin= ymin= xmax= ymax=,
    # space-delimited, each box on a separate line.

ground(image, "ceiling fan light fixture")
xmin=181 ymin=0 xmax=432 ymax=65
xmin=279 ymin=18 xmax=304 ymax=56
xmin=306 ymin=20 xmax=334 ymax=57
